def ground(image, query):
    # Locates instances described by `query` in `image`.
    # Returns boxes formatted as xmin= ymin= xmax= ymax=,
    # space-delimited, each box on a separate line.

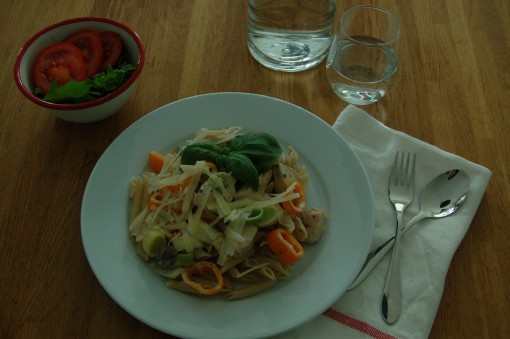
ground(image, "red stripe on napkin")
xmin=323 ymin=308 xmax=396 ymax=339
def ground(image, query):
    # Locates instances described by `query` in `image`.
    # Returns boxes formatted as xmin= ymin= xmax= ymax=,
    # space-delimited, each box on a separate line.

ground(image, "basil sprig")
xmin=181 ymin=132 xmax=282 ymax=189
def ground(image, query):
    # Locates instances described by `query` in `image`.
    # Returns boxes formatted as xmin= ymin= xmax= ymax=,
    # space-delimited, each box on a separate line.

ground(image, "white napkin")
xmin=276 ymin=105 xmax=492 ymax=339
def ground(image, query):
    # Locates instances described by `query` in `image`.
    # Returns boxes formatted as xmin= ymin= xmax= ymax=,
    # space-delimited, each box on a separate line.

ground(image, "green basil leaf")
xmin=43 ymin=79 xmax=93 ymax=103
xmin=230 ymin=132 xmax=282 ymax=171
xmin=180 ymin=133 xmax=281 ymax=190
xmin=91 ymin=63 xmax=135 ymax=92
xmin=234 ymin=144 xmax=280 ymax=171
xmin=181 ymin=142 xmax=223 ymax=165
xmin=230 ymin=132 xmax=278 ymax=151
xmin=224 ymin=153 xmax=259 ymax=190
xmin=215 ymin=154 xmax=228 ymax=170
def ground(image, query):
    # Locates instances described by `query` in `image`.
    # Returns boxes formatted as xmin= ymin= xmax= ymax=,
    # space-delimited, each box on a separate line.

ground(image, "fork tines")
xmin=391 ymin=151 xmax=416 ymax=188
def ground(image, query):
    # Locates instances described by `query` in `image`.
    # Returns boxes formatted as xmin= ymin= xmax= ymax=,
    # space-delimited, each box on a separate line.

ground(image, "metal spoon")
xmin=348 ymin=169 xmax=470 ymax=290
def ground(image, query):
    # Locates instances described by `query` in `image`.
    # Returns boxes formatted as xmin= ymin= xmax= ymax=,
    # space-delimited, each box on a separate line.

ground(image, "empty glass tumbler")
xmin=326 ymin=6 xmax=401 ymax=105
xmin=248 ymin=0 xmax=336 ymax=72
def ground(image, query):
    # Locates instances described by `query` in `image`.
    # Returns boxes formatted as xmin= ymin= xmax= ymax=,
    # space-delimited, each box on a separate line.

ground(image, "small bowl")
xmin=14 ymin=17 xmax=145 ymax=123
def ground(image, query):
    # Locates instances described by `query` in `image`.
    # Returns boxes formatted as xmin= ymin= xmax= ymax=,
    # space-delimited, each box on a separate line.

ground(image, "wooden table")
xmin=1 ymin=1 xmax=508 ymax=338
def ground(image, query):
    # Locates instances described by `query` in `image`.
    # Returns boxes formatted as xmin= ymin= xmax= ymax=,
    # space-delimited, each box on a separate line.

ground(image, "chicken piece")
xmin=301 ymin=208 xmax=327 ymax=243
xmin=273 ymin=163 xmax=300 ymax=193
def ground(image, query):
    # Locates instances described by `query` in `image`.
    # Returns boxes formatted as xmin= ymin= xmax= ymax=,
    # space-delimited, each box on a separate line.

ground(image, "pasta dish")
xmin=128 ymin=127 xmax=326 ymax=300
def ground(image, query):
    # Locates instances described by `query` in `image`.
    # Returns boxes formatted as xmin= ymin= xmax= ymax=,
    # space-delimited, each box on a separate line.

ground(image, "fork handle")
xmin=347 ymin=213 xmax=427 ymax=290
xmin=381 ymin=207 xmax=405 ymax=324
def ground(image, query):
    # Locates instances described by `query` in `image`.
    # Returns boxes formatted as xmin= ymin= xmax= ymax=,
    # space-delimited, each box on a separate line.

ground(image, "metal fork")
xmin=381 ymin=151 xmax=416 ymax=324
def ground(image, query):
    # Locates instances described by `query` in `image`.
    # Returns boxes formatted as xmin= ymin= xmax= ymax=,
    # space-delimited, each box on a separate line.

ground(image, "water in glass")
xmin=248 ymin=0 xmax=336 ymax=72
xmin=327 ymin=6 xmax=400 ymax=105
xmin=326 ymin=38 xmax=398 ymax=105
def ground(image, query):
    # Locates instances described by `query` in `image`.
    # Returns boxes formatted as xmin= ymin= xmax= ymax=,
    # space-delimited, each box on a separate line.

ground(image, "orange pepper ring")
xmin=282 ymin=182 xmax=306 ymax=214
xmin=182 ymin=261 xmax=224 ymax=295
xmin=267 ymin=228 xmax=304 ymax=264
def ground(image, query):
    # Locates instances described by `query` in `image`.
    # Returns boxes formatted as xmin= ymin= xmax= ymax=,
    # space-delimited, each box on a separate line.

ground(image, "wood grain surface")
xmin=1 ymin=1 xmax=508 ymax=338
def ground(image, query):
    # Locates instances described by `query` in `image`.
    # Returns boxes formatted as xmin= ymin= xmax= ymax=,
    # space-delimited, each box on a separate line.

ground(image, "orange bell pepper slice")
xmin=205 ymin=161 xmax=218 ymax=173
xmin=281 ymin=181 xmax=306 ymax=215
xmin=181 ymin=261 xmax=224 ymax=295
xmin=166 ymin=175 xmax=192 ymax=194
xmin=267 ymin=228 xmax=304 ymax=264
xmin=147 ymin=176 xmax=192 ymax=211
xmin=149 ymin=151 xmax=166 ymax=173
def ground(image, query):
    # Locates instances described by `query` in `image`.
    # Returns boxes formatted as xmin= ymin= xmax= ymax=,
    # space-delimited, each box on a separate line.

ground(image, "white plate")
xmin=81 ymin=92 xmax=374 ymax=339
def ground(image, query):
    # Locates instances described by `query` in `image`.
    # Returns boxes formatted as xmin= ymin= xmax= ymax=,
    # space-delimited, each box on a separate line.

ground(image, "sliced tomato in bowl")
xmin=66 ymin=29 xmax=104 ymax=77
xmin=98 ymin=31 xmax=123 ymax=72
xmin=33 ymin=42 xmax=87 ymax=94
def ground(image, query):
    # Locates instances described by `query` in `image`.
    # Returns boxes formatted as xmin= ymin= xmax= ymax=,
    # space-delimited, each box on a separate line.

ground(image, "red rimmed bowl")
xmin=14 ymin=17 xmax=145 ymax=123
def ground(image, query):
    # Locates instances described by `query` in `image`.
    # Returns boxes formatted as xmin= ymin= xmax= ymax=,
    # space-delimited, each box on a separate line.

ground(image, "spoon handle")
xmin=347 ymin=214 xmax=425 ymax=290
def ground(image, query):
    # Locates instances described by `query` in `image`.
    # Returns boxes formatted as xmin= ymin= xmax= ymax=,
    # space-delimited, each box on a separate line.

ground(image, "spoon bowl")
xmin=406 ymin=169 xmax=469 ymax=228
xmin=348 ymin=169 xmax=470 ymax=290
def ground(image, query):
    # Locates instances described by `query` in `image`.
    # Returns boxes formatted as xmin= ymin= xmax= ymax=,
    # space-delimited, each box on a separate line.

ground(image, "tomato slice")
xmin=33 ymin=42 xmax=87 ymax=94
xmin=66 ymin=29 xmax=104 ymax=77
xmin=98 ymin=31 xmax=123 ymax=72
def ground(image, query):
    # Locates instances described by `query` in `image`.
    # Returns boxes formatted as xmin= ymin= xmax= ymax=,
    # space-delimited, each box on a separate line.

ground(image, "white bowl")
xmin=14 ymin=17 xmax=145 ymax=123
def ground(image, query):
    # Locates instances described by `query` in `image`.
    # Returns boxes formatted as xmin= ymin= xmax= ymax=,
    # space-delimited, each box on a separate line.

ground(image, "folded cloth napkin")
xmin=276 ymin=105 xmax=492 ymax=339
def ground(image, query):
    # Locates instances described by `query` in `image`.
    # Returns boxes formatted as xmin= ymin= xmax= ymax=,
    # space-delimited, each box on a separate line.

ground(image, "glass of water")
xmin=326 ymin=6 xmax=400 ymax=105
xmin=248 ymin=0 xmax=336 ymax=72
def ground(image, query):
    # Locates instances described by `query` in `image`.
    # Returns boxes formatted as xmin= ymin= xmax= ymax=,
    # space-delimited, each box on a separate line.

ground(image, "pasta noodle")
xmin=128 ymin=127 xmax=326 ymax=300
xmin=250 ymin=254 xmax=291 ymax=278
xmin=221 ymin=247 xmax=255 ymax=273
xmin=291 ymin=215 xmax=308 ymax=242
xmin=221 ymin=279 xmax=276 ymax=300
xmin=129 ymin=176 xmax=144 ymax=222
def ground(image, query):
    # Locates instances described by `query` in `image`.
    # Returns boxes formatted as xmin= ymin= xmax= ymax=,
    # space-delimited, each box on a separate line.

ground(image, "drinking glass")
xmin=326 ymin=6 xmax=400 ymax=105
xmin=247 ymin=0 xmax=336 ymax=72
